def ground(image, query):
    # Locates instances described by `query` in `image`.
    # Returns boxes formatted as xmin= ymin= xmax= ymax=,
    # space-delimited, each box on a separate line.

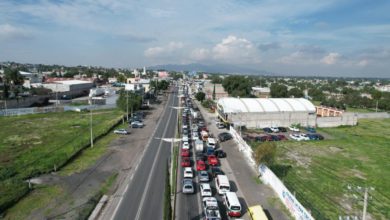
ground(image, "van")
xmin=248 ymin=205 xmax=268 ymax=220
xmin=223 ymin=192 xmax=242 ymax=217
xmin=215 ymin=175 xmax=230 ymax=195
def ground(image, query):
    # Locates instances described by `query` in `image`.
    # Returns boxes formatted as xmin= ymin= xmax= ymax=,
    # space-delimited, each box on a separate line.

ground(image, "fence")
xmin=229 ymin=126 xmax=256 ymax=168
xmin=259 ymin=164 xmax=315 ymax=220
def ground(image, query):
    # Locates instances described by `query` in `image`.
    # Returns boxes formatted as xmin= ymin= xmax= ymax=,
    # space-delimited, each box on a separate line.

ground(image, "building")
xmin=316 ymin=106 xmax=344 ymax=117
xmin=204 ymin=82 xmax=228 ymax=100
xmin=125 ymin=78 xmax=150 ymax=93
xmin=251 ymin=87 xmax=270 ymax=98
xmin=216 ymin=97 xmax=316 ymax=128
xmin=42 ymin=80 xmax=93 ymax=92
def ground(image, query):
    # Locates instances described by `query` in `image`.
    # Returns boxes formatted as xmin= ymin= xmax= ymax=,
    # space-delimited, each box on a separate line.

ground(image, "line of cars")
xmin=244 ymin=125 xmax=324 ymax=142
xmin=179 ymin=89 xmax=244 ymax=220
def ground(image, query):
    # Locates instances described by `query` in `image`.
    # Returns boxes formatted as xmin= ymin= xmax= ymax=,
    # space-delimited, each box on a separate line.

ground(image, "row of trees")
xmin=1 ymin=68 xmax=25 ymax=99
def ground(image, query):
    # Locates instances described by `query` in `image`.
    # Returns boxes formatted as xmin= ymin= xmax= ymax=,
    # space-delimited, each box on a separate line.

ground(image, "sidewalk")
xmin=195 ymin=100 xmax=291 ymax=220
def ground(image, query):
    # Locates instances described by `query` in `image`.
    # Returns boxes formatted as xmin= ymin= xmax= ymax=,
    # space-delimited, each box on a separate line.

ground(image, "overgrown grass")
xmin=274 ymin=119 xmax=390 ymax=220
xmin=3 ymin=185 xmax=63 ymax=220
xmin=0 ymin=109 xmax=124 ymax=213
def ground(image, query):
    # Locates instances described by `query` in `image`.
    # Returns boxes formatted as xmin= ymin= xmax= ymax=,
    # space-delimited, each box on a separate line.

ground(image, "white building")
xmin=42 ymin=80 xmax=93 ymax=92
xmin=125 ymin=78 xmax=150 ymax=92
xmin=216 ymin=97 xmax=316 ymax=128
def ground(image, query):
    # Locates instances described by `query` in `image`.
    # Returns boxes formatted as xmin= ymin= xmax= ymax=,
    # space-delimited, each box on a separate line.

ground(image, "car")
xmin=298 ymin=133 xmax=310 ymax=141
xmin=211 ymin=166 xmax=224 ymax=178
xmin=200 ymin=183 xmax=212 ymax=197
xmin=202 ymin=197 xmax=221 ymax=220
xmin=255 ymin=135 xmax=273 ymax=142
xmin=192 ymin=124 xmax=198 ymax=132
xmin=182 ymin=178 xmax=194 ymax=194
xmin=113 ymin=129 xmax=129 ymax=135
xmin=182 ymin=141 xmax=190 ymax=150
xmin=198 ymin=121 xmax=205 ymax=127
xmin=214 ymin=150 xmax=227 ymax=158
xmin=208 ymin=155 xmax=219 ymax=166
xmin=218 ymin=132 xmax=232 ymax=142
xmin=278 ymin=127 xmax=287 ymax=132
xmin=196 ymin=160 xmax=207 ymax=171
xmin=181 ymin=149 xmax=190 ymax=157
xmin=289 ymin=133 xmax=304 ymax=141
xmin=192 ymin=132 xmax=199 ymax=140
xmin=307 ymin=133 xmax=322 ymax=140
xmin=181 ymin=157 xmax=191 ymax=167
xmin=183 ymin=167 xmax=194 ymax=178
xmin=270 ymin=127 xmax=279 ymax=133
xmin=277 ymin=134 xmax=288 ymax=141
xmin=288 ymin=126 xmax=300 ymax=132
xmin=182 ymin=136 xmax=189 ymax=142
xmin=305 ymin=126 xmax=316 ymax=133
xmin=131 ymin=121 xmax=144 ymax=128
xmin=216 ymin=122 xmax=225 ymax=129
xmin=263 ymin=127 xmax=273 ymax=133
xmin=196 ymin=153 xmax=207 ymax=162
xmin=270 ymin=135 xmax=280 ymax=141
xmin=198 ymin=170 xmax=209 ymax=182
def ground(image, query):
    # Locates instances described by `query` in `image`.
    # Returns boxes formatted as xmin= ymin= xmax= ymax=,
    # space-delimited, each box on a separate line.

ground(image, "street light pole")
xmin=90 ymin=98 xmax=94 ymax=148
xmin=126 ymin=90 xmax=129 ymax=122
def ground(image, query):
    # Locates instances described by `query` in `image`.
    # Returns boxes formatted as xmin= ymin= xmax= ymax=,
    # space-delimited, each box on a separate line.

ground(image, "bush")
xmin=253 ymin=142 xmax=276 ymax=166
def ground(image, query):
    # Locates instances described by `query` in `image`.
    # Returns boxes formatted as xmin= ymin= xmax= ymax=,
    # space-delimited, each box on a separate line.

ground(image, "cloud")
xmin=190 ymin=48 xmax=210 ymax=61
xmin=211 ymin=35 xmax=260 ymax=63
xmin=278 ymin=45 xmax=327 ymax=64
xmin=258 ymin=42 xmax=280 ymax=51
xmin=0 ymin=24 xmax=33 ymax=40
xmin=357 ymin=59 xmax=369 ymax=67
xmin=321 ymin=52 xmax=341 ymax=65
xmin=144 ymin=42 xmax=184 ymax=57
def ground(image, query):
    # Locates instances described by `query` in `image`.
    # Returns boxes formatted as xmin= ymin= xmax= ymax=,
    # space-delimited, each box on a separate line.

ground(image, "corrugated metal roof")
xmin=217 ymin=97 xmax=316 ymax=113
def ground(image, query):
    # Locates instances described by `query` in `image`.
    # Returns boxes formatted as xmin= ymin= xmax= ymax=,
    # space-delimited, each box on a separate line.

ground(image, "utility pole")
xmin=90 ymin=98 xmax=94 ymax=148
xmin=343 ymin=185 xmax=374 ymax=220
xmin=126 ymin=90 xmax=129 ymax=122
xmin=362 ymin=187 xmax=368 ymax=220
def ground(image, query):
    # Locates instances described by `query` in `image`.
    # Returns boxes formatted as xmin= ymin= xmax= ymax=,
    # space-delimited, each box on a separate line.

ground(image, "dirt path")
xmin=24 ymin=97 xmax=169 ymax=220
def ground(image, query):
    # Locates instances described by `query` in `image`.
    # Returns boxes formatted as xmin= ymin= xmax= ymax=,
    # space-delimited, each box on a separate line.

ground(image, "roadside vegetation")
xmin=270 ymin=119 xmax=390 ymax=219
xmin=0 ymin=109 xmax=123 ymax=213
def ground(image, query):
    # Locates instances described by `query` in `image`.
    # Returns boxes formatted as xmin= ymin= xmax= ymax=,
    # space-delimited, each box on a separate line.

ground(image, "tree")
xmin=210 ymin=75 xmax=223 ymax=84
xmin=3 ymin=68 xmax=24 ymax=98
xmin=116 ymin=90 xmax=142 ymax=114
xmin=288 ymin=87 xmax=303 ymax=98
xmin=117 ymin=74 xmax=126 ymax=83
xmin=254 ymin=142 xmax=277 ymax=166
xmin=212 ymin=84 xmax=216 ymax=100
xmin=270 ymin=83 xmax=288 ymax=98
xmin=195 ymin=92 xmax=206 ymax=102
xmin=222 ymin=75 xmax=253 ymax=97
xmin=371 ymin=90 xmax=382 ymax=112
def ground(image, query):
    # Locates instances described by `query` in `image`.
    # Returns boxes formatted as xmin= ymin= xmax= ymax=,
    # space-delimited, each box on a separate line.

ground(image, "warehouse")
xmin=216 ymin=97 xmax=316 ymax=128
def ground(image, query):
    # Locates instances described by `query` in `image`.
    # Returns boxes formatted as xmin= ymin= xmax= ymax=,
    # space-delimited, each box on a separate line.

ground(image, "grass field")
xmin=0 ymin=109 xmax=123 ymax=213
xmin=274 ymin=119 xmax=390 ymax=219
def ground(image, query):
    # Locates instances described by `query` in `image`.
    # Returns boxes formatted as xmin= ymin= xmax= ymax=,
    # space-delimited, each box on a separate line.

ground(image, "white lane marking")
xmin=110 ymin=93 xmax=173 ymax=220
xmin=134 ymin=101 xmax=175 ymax=220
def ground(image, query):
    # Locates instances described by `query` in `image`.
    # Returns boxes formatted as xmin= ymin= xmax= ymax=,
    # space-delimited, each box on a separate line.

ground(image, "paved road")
xmin=112 ymin=88 xmax=178 ymax=220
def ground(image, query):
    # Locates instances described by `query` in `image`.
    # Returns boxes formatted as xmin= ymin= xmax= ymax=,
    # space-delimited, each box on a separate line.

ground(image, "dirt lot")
xmin=5 ymin=96 xmax=169 ymax=220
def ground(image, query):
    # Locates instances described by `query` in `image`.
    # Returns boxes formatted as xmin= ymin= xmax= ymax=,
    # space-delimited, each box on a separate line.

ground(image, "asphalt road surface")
xmin=112 ymin=88 xmax=178 ymax=220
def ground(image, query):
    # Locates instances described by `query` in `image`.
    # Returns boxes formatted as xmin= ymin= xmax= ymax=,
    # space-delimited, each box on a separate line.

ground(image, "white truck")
xmin=195 ymin=139 xmax=204 ymax=153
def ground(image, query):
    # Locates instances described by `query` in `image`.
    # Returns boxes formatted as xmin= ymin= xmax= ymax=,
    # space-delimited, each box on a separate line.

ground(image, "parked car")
xmin=182 ymin=136 xmax=189 ymax=142
xmin=299 ymin=133 xmax=310 ymax=141
xmin=305 ymin=126 xmax=316 ymax=133
xmin=182 ymin=178 xmax=194 ymax=194
xmin=307 ymin=133 xmax=324 ymax=140
xmin=200 ymin=183 xmax=212 ymax=197
xmin=113 ymin=129 xmax=129 ymax=135
xmin=181 ymin=149 xmax=190 ymax=157
xmin=289 ymin=133 xmax=304 ymax=141
xmin=218 ymin=132 xmax=232 ymax=142
xmin=196 ymin=160 xmax=207 ymax=171
xmin=131 ymin=121 xmax=144 ymax=128
xmin=270 ymin=135 xmax=280 ymax=141
xmin=198 ymin=170 xmax=210 ymax=182
xmin=183 ymin=167 xmax=194 ymax=178
xmin=182 ymin=141 xmax=190 ymax=150
xmin=288 ymin=126 xmax=300 ymax=132
xmin=263 ymin=127 xmax=273 ymax=133
xmin=181 ymin=157 xmax=191 ymax=167
xmin=255 ymin=135 xmax=273 ymax=142
xmin=270 ymin=127 xmax=279 ymax=133
xmin=208 ymin=155 xmax=218 ymax=166
xmin=277 ymin=134 xmax=288 ymax=141
xmin=214 ymin=150 xmax=227 ymax=158
xmin=278 ymin=127 xmax=287 ymax=132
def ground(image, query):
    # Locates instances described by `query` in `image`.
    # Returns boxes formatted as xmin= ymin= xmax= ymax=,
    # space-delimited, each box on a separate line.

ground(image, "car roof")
xmin=201 ymin=183 xmax=211 ymax=189
xmin=184 ymin=167 xmax=192 ymax=171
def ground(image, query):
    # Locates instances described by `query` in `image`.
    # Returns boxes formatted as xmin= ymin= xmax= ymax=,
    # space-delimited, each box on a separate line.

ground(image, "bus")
xmin=248 ymin=205 xmax=268 ymax=220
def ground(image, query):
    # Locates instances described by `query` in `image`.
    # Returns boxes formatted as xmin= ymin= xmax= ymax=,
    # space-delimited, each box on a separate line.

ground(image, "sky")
xmin=0 ymin=0 xmax=390 ymax=77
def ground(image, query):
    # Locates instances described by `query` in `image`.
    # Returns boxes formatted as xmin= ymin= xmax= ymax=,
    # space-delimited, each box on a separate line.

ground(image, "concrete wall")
xmin=229 ymin=112 xmax=316 ymax=128
xmin=357 ymin=112 xmax=389 ymax=119
xmin=316 ymin=112 xmax=358 ymax=127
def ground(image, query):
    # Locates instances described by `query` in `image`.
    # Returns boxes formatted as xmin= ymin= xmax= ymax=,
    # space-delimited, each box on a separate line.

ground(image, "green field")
xmin=0 ymin=109 xmax=123 ymax=213
xmin=274 ymin=119 xmax=390 ymax=219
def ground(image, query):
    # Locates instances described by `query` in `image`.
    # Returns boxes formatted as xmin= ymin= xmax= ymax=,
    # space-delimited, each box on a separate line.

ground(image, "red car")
xmin=196 ymin=160 xmax=206 ymax=171
xmin=207 ymin=155 xmax=218 ymax=166
xmin=181 ymin=157 xmax=191 ymax=167
xmin=181 ymin=149 xmax=190 ymax=157
xmin=277 ymin=134 xmax=288 ymax=141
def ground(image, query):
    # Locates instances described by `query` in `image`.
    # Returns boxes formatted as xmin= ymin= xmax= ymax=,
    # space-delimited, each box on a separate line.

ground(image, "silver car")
xmin=198 ymin=170 xmax=209 ymax=182
xmin=182 ymin=178 xmax=194 ymax=194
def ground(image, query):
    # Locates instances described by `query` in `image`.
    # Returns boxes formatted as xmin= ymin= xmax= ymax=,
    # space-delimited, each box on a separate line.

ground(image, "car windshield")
xmin=185 ymin=185 xmax=192 ymax=189
xmin=231 ymin=206 xmax=240 ymax=211
xmin=220 ymin=186 xmax=229 ymax=190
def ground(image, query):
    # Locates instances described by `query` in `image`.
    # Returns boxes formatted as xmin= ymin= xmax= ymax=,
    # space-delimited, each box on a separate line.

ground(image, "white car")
xmin=299 ymin=133 xmax=310 ymax=141
xmin=182 ymin=136 xmax=189 ymax=142
xmin=288 ymin=126 xmax=300 ymax=132
xmin=182 ymin=141 xmax=190 ymax=150
xmin=200 ymin=183 xmax=212 ymax=197
xmin=184 ymin=167 xmax=193 ymax=178
xmin=270 ymin=127 xmax=279 ymax=133
xmin=192 ymin=132 xmax=199 ymax=140
xmin=202 ymin=197 xmax=221 ymax=220
xmin=289 ymin=133 xmax=304 ymax=141
xmin=113 ymin=129 xmax=129 ymax=135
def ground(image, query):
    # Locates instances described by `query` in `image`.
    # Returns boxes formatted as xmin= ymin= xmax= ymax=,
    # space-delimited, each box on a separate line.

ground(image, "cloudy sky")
xmin=0 ymin=0 xmax=389 ymax=77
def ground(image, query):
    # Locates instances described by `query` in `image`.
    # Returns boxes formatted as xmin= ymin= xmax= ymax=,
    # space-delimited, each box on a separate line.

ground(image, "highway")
xmin=112 ymin=88 xmax=178 ymax=220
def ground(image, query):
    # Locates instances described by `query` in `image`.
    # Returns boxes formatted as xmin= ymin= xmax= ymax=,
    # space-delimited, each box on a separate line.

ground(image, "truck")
xmin=201 ymin=130 xmax=209 ymax=142
xmin=195 ymin=139 xmax=204 ymax=153
xmin=89 ymin=88 xmax=105 ymax=97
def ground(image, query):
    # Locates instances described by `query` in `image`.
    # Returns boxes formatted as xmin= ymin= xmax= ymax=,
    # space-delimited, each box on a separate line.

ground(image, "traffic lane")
xmin=113 ymin=92 xmax=175 ymax=220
